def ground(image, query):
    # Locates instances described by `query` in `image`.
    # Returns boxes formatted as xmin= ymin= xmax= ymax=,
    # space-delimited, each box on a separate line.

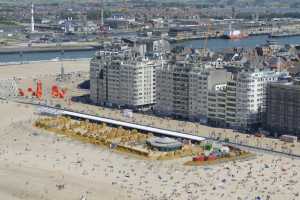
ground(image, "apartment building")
xmin=207 ymin=84 xmax=227 ymax=126
xmin=155 ymin=62 xmax=231 ymax=121
xmin=265 ymin=79 xmax=300 ymax=137
xmin=207 ymin=69 xmax=288 ymax=129
xmin=90 ymin=47 xmax=160 ymax=109
xmin=235 ymin=69 xmax=285 ymax=128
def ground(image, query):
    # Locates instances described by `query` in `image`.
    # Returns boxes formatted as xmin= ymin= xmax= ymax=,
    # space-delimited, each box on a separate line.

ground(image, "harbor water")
xmin=176 ymin=35 xmax=300 ymax=51
xmin=0 ymin=50 xmax=96 ymax=64
xmin=0 ymin=35 xmax=300 ymax=63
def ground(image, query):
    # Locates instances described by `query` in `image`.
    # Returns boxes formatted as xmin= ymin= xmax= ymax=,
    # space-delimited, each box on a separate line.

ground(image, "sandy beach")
xmin=0 ymin=60 xmax=90 ymax=80
xmin=0 ymin=60 xmax=300 ymax=200
xmin=1 ymin=101 xmax=300 ymax=200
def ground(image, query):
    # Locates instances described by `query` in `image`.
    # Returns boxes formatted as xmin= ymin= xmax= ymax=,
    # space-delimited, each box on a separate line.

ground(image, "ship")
xmin=222 ymin=24 xmax=248 ymax=40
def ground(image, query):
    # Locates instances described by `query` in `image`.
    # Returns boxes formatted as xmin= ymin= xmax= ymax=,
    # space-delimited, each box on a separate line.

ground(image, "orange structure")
xmin=17 ymin=80 xmax=43 ymax=99
xmin=51 ymin=85 xmax=65 ymax=99
xmin=36 ymin=80 xmax=43 ymax=99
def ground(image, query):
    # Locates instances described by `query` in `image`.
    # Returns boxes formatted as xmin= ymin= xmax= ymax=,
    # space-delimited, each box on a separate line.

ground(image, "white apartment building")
xmin=155 ymin=62 xmax=231 ymax=121
xmin=235 ymin=69 xmax=286 ymax=128
xmin=90 ymin=49 xmax=160 ymax=109
xmin=207 ymin=69 xmax=288 ymax=128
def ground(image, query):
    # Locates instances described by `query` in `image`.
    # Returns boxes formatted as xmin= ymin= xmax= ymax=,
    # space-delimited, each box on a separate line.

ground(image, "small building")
xmin=146 ymin=137 xmax=182 ymax=152
xmin=105 ymin=18 xmax=129 ymax=29
xmin=168 ymin=27 xmax=195 ymax=38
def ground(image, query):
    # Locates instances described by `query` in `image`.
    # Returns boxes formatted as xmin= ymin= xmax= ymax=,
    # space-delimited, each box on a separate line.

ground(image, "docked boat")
xmin=223 ymin=30 xmax=249 ymax=39
xmin=222 ymin=24 xmax=248 ymax=40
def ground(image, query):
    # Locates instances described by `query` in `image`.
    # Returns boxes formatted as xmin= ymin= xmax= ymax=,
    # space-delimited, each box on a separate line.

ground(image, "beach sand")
xmin=0 ymin=60 xmax=90 ymax=80
xmin=0 ymin=101 xmax=131 ymax=200
xmin=0 ymin=60 xmax=300 ymax=200
xmin=1 ymin=101 xmax=300 ymax=200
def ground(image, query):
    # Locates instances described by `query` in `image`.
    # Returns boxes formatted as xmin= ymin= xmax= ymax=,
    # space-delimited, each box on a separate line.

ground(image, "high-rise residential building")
xmin=265 ymin=79 xmax=300 ymax=137
xmin=90 ymin=43 xmax=290 ymax=130
xmin=155 ymin=62 xmax=231 ymax=121
xmin=90 ymin=46 xmax=160 ymax=109
xmin=224 ymin=80 xmax=238 ymax=127
xmin=207 ymin=69 xmax=288 ymax=129
xmin=207 ymin=84 xmax=227 ymax=126
xmin=235 ymin=69 xmax=286 ymax=128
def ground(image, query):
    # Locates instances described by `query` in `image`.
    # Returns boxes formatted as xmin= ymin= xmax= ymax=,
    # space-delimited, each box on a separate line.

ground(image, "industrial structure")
xmin=31 ymin=3 xmax=35 ymax=33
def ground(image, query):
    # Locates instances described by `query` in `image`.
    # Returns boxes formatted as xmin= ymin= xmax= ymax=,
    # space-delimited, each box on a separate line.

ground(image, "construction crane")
xmin=197 ymin=11 xmax=213 ymax=59
xmin=121 ymin=0 xmax=128 ymax=14
xmin=203 ymin=20 xmax=212 ymax=56
xmin=100 ymin=0 xmax=104 ymax=26
xmin=97 ymin=0 xmax=109 ymax=36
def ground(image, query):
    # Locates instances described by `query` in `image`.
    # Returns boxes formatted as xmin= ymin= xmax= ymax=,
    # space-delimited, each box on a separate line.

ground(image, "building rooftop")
xmin=147 ymin=137 xmax=183 ymax=149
